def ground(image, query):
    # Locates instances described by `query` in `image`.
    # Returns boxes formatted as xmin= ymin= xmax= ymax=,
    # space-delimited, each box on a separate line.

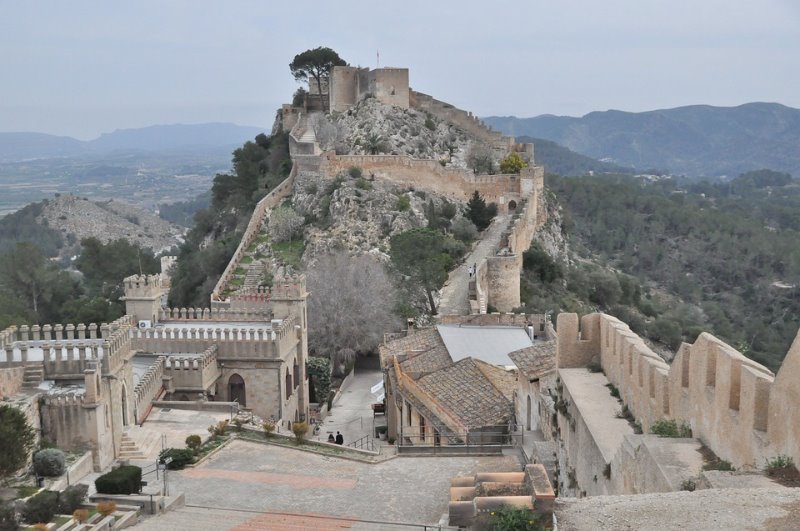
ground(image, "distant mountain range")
xmin=519 ymin=136 xmax=634 ymax=176
xmin=485 ymin=103 xmax=800 ymax=178
xmin=0 ymin=123 xmax=265 ymax=162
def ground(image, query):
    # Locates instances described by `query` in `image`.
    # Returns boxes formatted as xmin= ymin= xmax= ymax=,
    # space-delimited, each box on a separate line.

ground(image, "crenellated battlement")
xmin=123 ymin=274 xmax=164 ymax=298
xmin=158 ymin=307 xmax=273 ymax=322
xmin=43 ymin=392 xmax=86 ymax=407
xmin=130 ymin=314 xmax=298 ymax=359
xmin=557 ymin=312 xmax=800 ymax=468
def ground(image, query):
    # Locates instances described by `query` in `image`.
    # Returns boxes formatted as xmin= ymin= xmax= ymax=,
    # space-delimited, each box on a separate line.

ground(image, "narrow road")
xmin=438 ymin=214 xmax=511 ymax=315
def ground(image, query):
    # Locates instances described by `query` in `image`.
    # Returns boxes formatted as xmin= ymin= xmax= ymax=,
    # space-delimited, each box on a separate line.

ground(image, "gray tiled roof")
xmin=508 ymin=342 xmax=556 ymax=379
xmin=416 ymin=358 xmax=513 ymax=428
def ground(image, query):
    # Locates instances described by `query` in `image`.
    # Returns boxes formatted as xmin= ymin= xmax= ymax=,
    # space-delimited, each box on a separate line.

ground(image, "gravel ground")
xmin=555 ymin=487 xmax=800 ymax=531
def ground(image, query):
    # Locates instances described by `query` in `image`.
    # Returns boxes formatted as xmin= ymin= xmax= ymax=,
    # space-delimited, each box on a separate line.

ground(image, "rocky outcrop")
xmin=38 ymin=194 xmax=183 ymax=253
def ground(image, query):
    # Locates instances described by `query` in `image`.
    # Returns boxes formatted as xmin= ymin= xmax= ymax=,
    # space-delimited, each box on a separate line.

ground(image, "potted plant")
xmin=376 ymin=426 xmax=388 ymax=441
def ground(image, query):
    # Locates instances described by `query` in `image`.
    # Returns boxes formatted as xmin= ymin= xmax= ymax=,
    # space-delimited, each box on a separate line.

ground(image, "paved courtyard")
xmin=133 ymin=439 xmax=520 ymax=530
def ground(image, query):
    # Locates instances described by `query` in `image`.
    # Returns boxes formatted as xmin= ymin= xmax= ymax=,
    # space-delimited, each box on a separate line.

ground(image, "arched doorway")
xmin=121 ymin=384 xmax=129 ymax=427
xmin=228 ymin=374 xmax=246 ymax=407
xmin=508 ymin=200 xmax=517 ymax=211
xmin=526 ymin=395 xmax=531 ymax=431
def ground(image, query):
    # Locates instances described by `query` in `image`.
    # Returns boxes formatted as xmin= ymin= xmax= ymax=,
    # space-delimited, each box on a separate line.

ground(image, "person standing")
xmin=335 ymin=431 xmax=344 ymax=445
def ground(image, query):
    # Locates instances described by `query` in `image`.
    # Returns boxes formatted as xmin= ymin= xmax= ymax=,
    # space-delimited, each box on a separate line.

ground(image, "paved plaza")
xmin=132 ymin=439 xmax=520 ymax=530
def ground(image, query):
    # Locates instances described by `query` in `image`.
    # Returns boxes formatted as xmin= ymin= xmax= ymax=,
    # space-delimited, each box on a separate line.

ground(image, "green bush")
xmin=57 ymin=484 xmax=88 ymax=514
xmin=21 ymin=490 xmax=59 ymax=524
xmin=396 ymin=195 xmax=411 ymax=212
xmin=0 ymin=502 xmax=19 ymax=531
xmin=185 ymin=434 xmax=202 ymax=454
xmin=766 ymin=455 xmax=795 ymax=475
xmin=649 ymin=419 xmax=692 ymax=438
xmin=33 ymin=448 xmax=66 ymax=477
xmin=159 ymin=448 xmax=195 ymax=470
xmin=489 ymin=504 xmax=539 ymax=530
xmin=94 ymin=465 xmax=142 ymax=495
xmin=347 ymin=166 xmax=362 ymax=179
xmin=355 ymin=177 xmax=372 ymax=190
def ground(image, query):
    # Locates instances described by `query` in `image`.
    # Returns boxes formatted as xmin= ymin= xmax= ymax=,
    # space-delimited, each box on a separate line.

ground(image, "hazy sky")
xmin=2 ymin=1 xmax=798 ymax=139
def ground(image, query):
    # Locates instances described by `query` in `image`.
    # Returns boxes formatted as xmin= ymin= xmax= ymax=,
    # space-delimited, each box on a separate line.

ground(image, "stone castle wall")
xmin=329 ymin=66 xmax=410 ymax=113
xmin=557 ymin=312 xmax=800 ymax=469
xmin=212 ymin=165 xmax=298 ymax=302
xmin=319 ymin=152 xmax=527 ymax=208
xmin=410 ymin=90 xmax=515 ymax=156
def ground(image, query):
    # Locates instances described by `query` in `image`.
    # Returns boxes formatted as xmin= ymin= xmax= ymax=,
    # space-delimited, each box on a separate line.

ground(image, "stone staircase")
xmin=299 ymin=127 xmax=316 ymax=143
xmin=243 ymin=260 xmax=266 ymax=290
xmin=120 ymin=429 xmax=163 ymax=460
xmin=22 ymin=364 xmax=44 ymax=389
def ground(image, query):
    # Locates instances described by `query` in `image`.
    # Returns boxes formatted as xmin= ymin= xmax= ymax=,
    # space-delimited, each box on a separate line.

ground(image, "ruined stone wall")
xmin=556 ymin=312 xmax=800 ymax=469
xmin=410 ymin=90 xmax=514 ymax=155
xmin=319 ymin=152 xmax=523 ymax=207
xmin=0 ymin=366 xmax=24 ymax=397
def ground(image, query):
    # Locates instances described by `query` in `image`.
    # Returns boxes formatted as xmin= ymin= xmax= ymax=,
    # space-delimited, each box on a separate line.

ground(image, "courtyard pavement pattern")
xmin=438 ymin=214 xmax=511 ymax=315
xmin=132 ymin=439 xmax=520 ymax=530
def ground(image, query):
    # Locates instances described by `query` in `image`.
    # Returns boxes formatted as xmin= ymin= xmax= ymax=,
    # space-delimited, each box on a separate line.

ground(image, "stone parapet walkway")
xmin=438 ymin=214 xmax=511 ymax=315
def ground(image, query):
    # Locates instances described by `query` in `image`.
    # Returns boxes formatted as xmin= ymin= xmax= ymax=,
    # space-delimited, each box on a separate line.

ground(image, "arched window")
xmin=285 ymin=370 xmax=292 ymax=400
xmin=293 ymin=360 xmax=299 ymax=389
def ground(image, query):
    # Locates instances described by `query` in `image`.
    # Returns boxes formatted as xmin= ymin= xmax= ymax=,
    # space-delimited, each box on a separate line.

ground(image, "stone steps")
xmin=22 ymin=364 xmax=44 ymax=388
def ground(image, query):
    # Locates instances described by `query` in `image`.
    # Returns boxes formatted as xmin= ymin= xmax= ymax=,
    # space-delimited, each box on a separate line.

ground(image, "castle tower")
xmin=121 ymin=274 xmax=165 ymax=325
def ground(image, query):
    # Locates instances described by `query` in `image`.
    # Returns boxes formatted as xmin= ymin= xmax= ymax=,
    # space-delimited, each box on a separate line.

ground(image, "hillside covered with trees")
xmin=519 ymin=169 xmax=800 ymax=370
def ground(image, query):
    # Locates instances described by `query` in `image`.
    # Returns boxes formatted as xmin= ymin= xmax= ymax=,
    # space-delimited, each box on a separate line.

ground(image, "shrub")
xmin=72 ymin=509 xmax=89 ymax=523
xmin=269 ymin=206 xmax=304 ymax=243
xmin=96 ymin=500 xmax=117 ymax=517
xmin=499 ymin=152 xmax=528 ymax=174
xmin=33 ymin=448 xmax=66 ymax=478
xmin=489 ymin=504 xmax=538 ymax=530
xmin=424 ymin=116 xmax=436 ymax=131
xmin=650 ymin=419 xmax=692 ymax=438
xmin=766 ymin=455 xmax=795 ymax=475
xmin=94 ymin=465 xmax=142 ymax=495
xmin=396 ymin=195 xmax=410 ymax=212
xmin=347 ymin=166 xmax=362 ymax=179
xmin=185 ymin=434 xmax=202 ymax=454
xmin=291 ymin=422 xmax=309 ymax=444
xmin=0 ymin=502 xmax=18 ymax=531
xmin=355 ymin=177 xmax=372 ymax=190
xmin=159 ymin=448 xmax=194 ymax=470
xmin=450 ymin=217 xmax=479 ymax=243
xmin=57 ymin=484 xmax=88 ymax=514
xmin=262 ymin=420 xmax=276 ymax=438
xmin=208 ymin=420 xmax=229 ymax=437
xmin=605 ymin=383 xmax=620 ymax=399
xmin=680 ymin=479 xmax=696 ymax=491
xmin=21 ymin=490 xmax=59 ymax=525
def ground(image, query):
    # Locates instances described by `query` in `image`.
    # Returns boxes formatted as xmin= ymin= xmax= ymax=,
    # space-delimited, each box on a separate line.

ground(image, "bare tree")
xmin=307 ymin=252 xmax=402 ymax=374
xmin=467 ymin=141 xmax=495 ymax=175
xmin=268 ymin=206 xmax=304 ymax=242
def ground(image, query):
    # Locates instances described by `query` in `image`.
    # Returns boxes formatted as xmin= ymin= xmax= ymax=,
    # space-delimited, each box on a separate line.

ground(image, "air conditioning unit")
xmin=138 ymin=320 xmax=152 ymax=329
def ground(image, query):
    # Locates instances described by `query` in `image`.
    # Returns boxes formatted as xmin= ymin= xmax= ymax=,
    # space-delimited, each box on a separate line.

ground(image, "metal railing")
xmin=348 ymin=434 xmax=375 ymax=452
